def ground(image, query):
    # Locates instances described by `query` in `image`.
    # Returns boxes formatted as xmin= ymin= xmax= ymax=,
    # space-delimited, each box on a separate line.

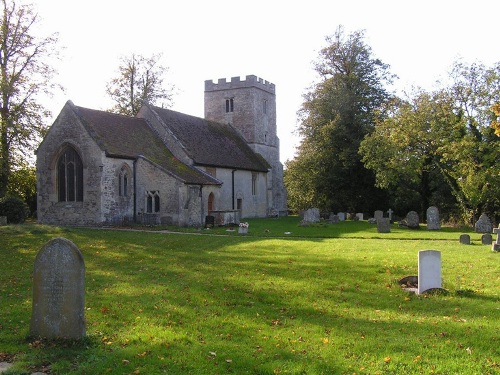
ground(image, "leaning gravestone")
xmin=475 ymin=214 xmax=493 ymax=233
xmin=303 ymin=208 xmax=320 ymax=223
xmin=30 ymin=238 xmax=85 ymax=339
xmin=426 ymin=206 xmax=441 ymax=230
xmin=418 ymin=250 xmax=441 ymax=294
xmin=377 ymin=217 xmax=391 ymax=233
xmin=459 ymin=234 xmax=471 ymax=245
xmin=406 ymin=211 xmax=420 ymax=229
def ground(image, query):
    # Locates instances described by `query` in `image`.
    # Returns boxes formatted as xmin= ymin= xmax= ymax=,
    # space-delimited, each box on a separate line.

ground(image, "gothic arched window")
xmin=57 ymin=146 xmax=83 ymax=202
xmin=119 ymin=166 xmax=130 ymax=197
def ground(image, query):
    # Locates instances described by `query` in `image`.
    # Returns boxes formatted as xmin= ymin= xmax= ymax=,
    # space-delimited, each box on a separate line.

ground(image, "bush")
xmin=0 ymin=196 xmax=30 ymax=224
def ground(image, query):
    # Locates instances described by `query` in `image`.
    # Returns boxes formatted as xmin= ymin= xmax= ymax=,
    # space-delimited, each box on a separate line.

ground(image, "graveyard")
xmin=0 ymin=217 xmax=499 ymax=374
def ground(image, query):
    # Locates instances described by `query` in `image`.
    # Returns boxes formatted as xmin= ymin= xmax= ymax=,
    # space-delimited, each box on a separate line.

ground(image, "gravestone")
xmin=426 ymin=206 xmax=441 ymax=230
xmin=374 ymin=210 xmax=383 ymax=221
xmin=387 ymin=208 xmax=394 ymax=222
xmin=493 ymin=225 xmax=500 ymax=252
xmin=356 ymin=213 xmax=364 ymax=221
xmin=329 ymin=214 xmax=339 ymax=224
xmin=406 ymin=211 xmax=420 ymax=229
xmin=303 ymin=208 xmax=320 ymax=223
xmin=418 ymin=250 xmax=441 ymax=294
xmin=30 ymin=238 xmax=85 ymax=339
xmin=376 ymin=217 xmax=391 ymax=233
xmin=481 ymin=233 xmax=492 ymax=245
xmin=459 ymin=234 xmax=471 ymax=245
xmin=475 ymin=214 xmax=493 ymax=233
xmin=0 ymin=216 xmax=7 ymax=225
xmin=337 ymin=212 xmax=346 ymax=221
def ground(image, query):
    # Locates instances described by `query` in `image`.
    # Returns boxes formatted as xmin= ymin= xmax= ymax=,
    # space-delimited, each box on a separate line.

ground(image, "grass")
xmin=1 ymin=218 xmax=499 ymax=374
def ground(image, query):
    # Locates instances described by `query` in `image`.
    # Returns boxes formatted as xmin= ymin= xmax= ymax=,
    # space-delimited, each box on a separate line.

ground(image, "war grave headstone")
xmin=481 ymin=233 xmax=492 ymax=245
xmin=459 ymin=234 xmax=471 ymax=245
xmin=426 ymin=206 xmax=441 ymax=230
xmin=376 ymin=217 xmax=391 ymax=233
xmin=406 ymin=211 xmax=420 ymax=229
xmin=493 ymin=225 xmax=500 ymax=252
xmin=418 ymin=250 xmax=442 ymax=294
xmin=475 ymin=213 xmax=492 ymax=233
xmin=30 ymin=238 xmax=86 ymax=339
xmin=303 ymin=208 xmax=320 ymax=223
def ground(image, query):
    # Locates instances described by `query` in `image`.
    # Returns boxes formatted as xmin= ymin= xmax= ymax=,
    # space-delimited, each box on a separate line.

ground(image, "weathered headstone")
xmin=376 ymin=217 xmax=391 ymax=233
xmin=493 ymin=225 xmax=500 ymax=252
xmin=426 ymin=206 xmax=441 ymax=230
xmin=30 ymin=238 xmax=85 ymax=339
xmin=475 ymin=214 xmax=493 ymax=233
xmin=459 ymin=234 xmax=471 ymax=245
xmin=337 ymin=212 xmax=346 ymax=221
xmin=481 ymin=233 xmax=492 ymax=245
xmin=387 ymin=208 xmax=394 ymax=222
xmin=329 ymin=214 xmax=339 ymax=224
xmin=418 ymin=250 xmax=441 ymax=294
xmin=356 ymin=213 xmax=364 ymax=221
xmin=406 ymin=211 xmax=420 ymax=229
xmin=0 ymin=216 xmax=7 ymax=225
xmin=374 ymin=210 xmax=383 ymax=221
xmin=303 ymin=208 xmax=320 ymax=223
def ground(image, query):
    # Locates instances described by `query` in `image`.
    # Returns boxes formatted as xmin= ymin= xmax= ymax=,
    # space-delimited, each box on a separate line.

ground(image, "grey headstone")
xmin=374 ymin=210 xmax=384 ymax=220
xmin=0 ymin=216 xmax=7 ymax=225
xmin=303 ymin=208 xmax=320 ymax=223
xmin=387 ymin=208 xmax=394 ymax=221
xmin=418 ymin=250 xmax=441 ymax=294
xmin=356 ymin=213 xmax=364 ymax=221
xmin=406 ymin=211 xmax=420 ymax=229
xmin=329 ymin=214 xmax=339 ymax=224
xmin=376 ymin=217 xmax=391 ymax=233
xmin=481 ymin=233 xmax=492 ymax=245
xmin=337 ymin=212 xmax=346 ymax=221
xmin=493 ymin=226 xmax=500 ymax=252
xmin=459 ymin=234 xmax=471 ymax=245
xmin=426 ymin=206 xmax=441 ymax=230
xmin=475 ymin=214 xmax=493 ymax=233
xmin=30 ymin=238 xmax=85 ymax=339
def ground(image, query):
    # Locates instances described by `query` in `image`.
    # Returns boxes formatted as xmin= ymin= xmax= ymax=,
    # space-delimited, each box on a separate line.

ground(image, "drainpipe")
xmin=232 ymin=169 xmax=236 ymax=210
xmin=133 ymin=159 xmax=137 ymax=223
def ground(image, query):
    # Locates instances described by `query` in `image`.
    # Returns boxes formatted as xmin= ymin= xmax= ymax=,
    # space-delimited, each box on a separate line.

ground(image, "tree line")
xmin=284 ymin=26 xmax=500 ymax=224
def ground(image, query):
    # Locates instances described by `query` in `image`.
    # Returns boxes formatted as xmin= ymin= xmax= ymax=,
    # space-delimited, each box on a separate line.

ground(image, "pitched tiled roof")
xmin=70 ymin=102 xmax=220 ymax=185
xmin=149 ymin=106 xmax=270 ymax=172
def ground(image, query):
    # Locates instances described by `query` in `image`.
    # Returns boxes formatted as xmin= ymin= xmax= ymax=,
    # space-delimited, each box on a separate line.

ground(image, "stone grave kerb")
xmin=30 ymin=237 xmax=86 ymax=339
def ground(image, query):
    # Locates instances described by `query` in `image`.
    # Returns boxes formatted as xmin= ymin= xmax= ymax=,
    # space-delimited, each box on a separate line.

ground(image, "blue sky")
xmin=36 ymin=0 xmax=499 ymax=162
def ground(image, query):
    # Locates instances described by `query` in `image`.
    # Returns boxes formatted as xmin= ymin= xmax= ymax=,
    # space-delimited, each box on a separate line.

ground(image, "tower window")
xmin=225 ymin=98 xmax=234 ymax=113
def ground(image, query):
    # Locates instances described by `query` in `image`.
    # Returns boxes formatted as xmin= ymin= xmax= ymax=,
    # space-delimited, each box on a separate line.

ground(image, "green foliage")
xmin=7 ymin=165 xmax=37 ymax=213
xmin=287 ymin=26 xmax=392 ymax=213
xmin=0 ymin=196 xmax=29 ymax=223
xmin=106 ymin=53 xmax=174 ymax=116
xmin=0 ymin=222 xmax=498 ymax=374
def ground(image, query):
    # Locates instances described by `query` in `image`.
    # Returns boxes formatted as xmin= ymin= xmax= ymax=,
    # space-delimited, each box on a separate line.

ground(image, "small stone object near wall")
xmin=303 ymin=208 xmax=320 ymax=223
xmin=459 ymin=234 xmax=471 ymax=245
xmin=0 ymin=216 xmax=6 ymax=225
xmin=376 ymin=217 xmax=391 ymax=233
xmin=418 ymin=250 xmax=442 ymax=294
xmin=30 ymin=238 xmax=86 ymax=339
xmin=481 ymin=233 xmax=492 ymax=245
xmin=493 ymin=225 xmax=500 ymax=252
xmin=475 ymin=213 xmax=493 ymax=233
xmin=406 ymin=211 xmax=420 ymax=229
xmin=426 ymin=206 xmax=441 ymax=230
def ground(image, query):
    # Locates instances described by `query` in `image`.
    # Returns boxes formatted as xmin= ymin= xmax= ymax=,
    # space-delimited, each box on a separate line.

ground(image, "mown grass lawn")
xmin=1 ymin=217 xmax=499 ymax=374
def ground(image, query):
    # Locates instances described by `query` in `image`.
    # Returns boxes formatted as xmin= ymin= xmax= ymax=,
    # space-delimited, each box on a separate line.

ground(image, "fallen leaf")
xmin=384 ymin=356 xmax=391 ymax=363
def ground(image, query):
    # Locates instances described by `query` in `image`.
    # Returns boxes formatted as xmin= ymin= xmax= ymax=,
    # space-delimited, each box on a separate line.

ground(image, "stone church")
xmin=36 ymin=75 xmax=287 ymax=226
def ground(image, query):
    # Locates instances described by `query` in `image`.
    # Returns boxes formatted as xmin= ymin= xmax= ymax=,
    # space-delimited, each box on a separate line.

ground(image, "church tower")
xmin=204 ymin=75 xmax=287 ymax=214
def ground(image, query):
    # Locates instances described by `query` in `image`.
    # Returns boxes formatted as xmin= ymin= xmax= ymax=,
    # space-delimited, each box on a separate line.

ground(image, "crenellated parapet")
xmin=205 ymin=75 xmax=275 ymax=94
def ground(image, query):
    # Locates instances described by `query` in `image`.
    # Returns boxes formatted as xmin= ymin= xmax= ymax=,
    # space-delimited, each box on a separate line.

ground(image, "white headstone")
xmin=356 ymin=213 xmax=364 ymax=221
xmin=418 ymin=250 xmax=441 ymax=294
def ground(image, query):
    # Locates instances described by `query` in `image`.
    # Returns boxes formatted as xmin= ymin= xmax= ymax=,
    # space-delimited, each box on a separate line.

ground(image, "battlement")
xmin=205 ymin=75 xmax=275 ymax=94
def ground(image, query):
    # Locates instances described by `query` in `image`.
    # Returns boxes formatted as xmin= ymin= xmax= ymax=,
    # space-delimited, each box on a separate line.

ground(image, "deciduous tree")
xmin=106 ymin=53 xmax=174 ymax=116
xmin=0 ymin=0 xmax=59 ymax=197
